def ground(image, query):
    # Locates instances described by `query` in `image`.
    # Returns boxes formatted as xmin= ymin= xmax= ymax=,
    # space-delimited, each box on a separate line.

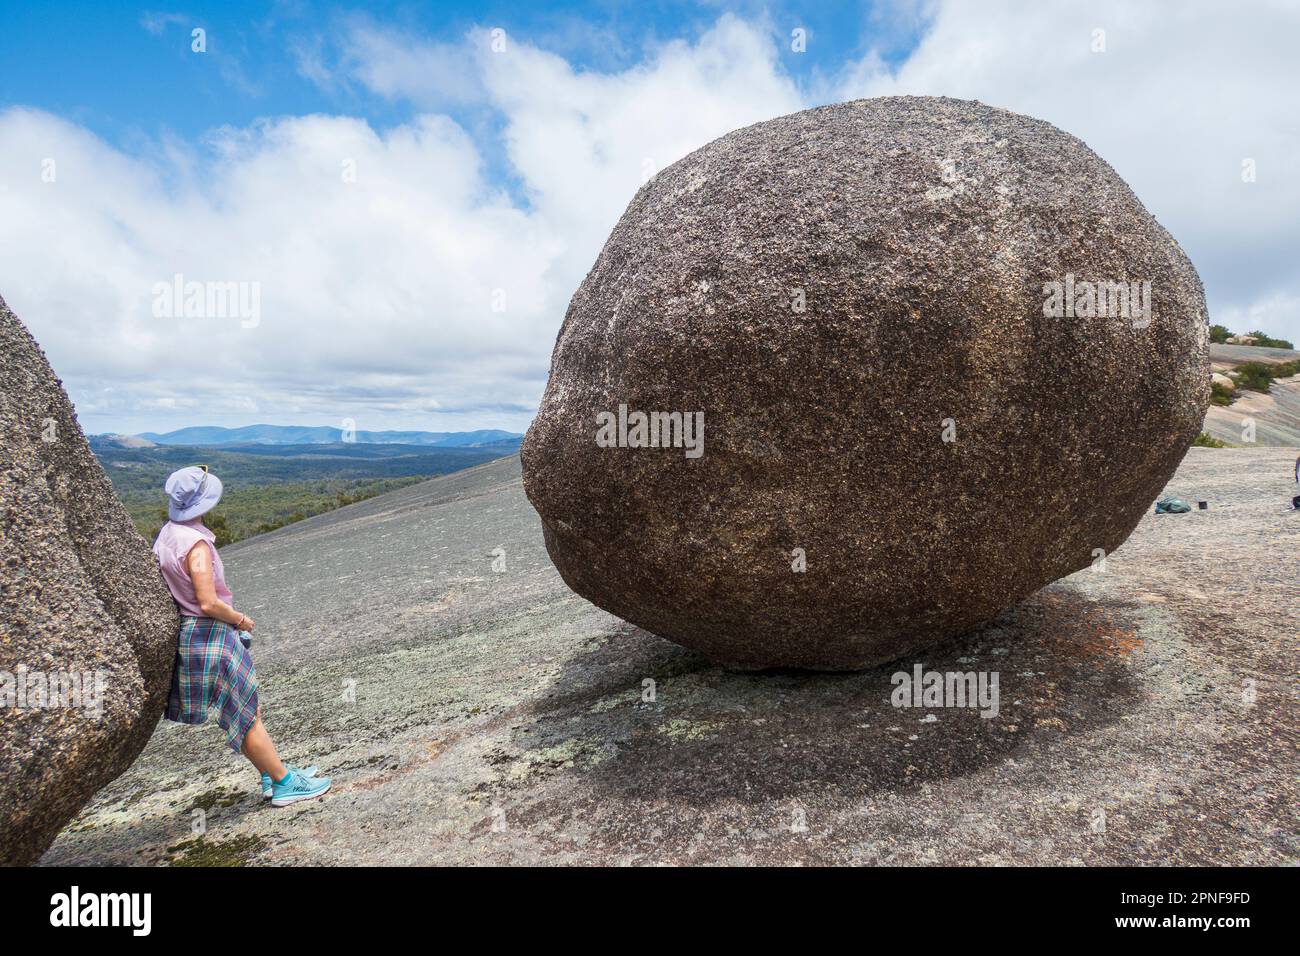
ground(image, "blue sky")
xmin=0 ymin=2 xmax=919 ymax=151
xmin=0 ymin=1 xmax=1296 ymax=435
xmin=0 ymin=1 xmax=920 ymax=220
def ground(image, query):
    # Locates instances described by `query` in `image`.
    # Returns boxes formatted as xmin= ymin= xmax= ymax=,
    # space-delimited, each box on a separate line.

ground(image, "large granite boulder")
xmin=0 ymin=295 xmax=178 ymax=865
xmin=523 ymin=96 xmax=1209 ymax=671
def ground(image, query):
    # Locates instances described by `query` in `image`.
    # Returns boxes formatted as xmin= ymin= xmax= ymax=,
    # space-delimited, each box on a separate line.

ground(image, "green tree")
xmin=1210 ymin=381 xmax=1235 ymax=406
xmin=1246 ymin=330 xmax=1294 ymax=349
xmin=1208 ymin=324 xmax=1231 ymax=344
xmin=204 ymin=511 xmax=234 ymax=548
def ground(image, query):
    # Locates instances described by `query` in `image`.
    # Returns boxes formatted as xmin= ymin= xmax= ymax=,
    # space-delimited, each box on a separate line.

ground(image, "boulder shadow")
xmin=502 ymin=583 xmax=1147 ymax=807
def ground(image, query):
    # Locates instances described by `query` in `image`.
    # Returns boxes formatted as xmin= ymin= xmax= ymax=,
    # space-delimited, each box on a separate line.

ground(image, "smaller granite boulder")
xmin=0 ymin=294 xmax=179 ymax=866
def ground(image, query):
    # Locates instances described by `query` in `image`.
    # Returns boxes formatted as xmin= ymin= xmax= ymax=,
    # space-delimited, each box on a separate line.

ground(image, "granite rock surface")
xmin=523 ymin=96 xmax=1210 ymax=669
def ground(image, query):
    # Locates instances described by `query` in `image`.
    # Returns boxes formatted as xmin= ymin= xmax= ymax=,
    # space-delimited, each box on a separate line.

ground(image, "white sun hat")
xmin=165 ymin=465 xmax=223 ymax=522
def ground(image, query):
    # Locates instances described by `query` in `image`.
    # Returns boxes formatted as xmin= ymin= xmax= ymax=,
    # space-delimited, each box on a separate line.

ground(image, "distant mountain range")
xmin=102 ymin=424 xmax=524 ymax=448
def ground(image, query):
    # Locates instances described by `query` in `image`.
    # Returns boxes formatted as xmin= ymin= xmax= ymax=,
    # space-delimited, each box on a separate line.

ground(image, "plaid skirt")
xmin=164 ymin=616 xmax=259 ymax=753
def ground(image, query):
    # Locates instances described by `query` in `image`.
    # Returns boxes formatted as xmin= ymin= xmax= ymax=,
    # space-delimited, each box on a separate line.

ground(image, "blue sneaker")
xmin=261 ymin=765 xmax=319 ymax=799
xmin=271 ymin=767 xmax=331 ymax=807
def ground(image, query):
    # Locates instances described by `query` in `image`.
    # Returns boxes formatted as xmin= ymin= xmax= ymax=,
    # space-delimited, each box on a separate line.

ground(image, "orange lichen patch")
xmin=1068 ymin=625 xmax=1143 ymax=659
xmin=1043 ymin=604 xmax=1144 ymax=660
xmin=1111 ymin=632 xmax=1144 ymax=657
xmin=340 ymin=737 xmax=457 ymax=794
xmin=344 ymin=772 xmax=401 ymax=794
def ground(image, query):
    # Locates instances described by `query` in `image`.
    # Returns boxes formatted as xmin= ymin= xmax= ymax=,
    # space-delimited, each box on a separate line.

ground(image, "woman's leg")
xmin=240 ymin=715 xmax=288 ymax=780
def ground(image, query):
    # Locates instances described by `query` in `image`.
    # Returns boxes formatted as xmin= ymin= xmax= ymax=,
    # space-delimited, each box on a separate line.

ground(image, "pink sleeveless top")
xmin=152 ymin=519 xmax=233 ymax=617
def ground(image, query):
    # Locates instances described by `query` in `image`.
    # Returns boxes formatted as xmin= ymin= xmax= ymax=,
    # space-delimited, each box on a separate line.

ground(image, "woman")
xmin=152 ymin=465 xmax=330 ymax=806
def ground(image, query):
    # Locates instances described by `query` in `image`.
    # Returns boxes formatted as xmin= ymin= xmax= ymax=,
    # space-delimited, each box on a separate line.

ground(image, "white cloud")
xmin=139 ymin=11 xmax=190 ymax=37
xmin=838 ymin=0 xmax=1300 ymax=345
xmin=1 ymin=4 xmax=1296 ymax=436
xmin=0 ymin=16 xmax=800 ymax=435
xmin=474 ymin=15 xmax=803 ymax=285
xmin=1 ymin=108 xmax=567 ymax=431
xmin=333 ymin=18 xmax=485 ymax=108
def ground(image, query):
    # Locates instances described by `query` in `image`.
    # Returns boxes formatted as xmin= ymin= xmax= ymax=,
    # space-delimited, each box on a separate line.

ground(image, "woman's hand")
xmin=238 ymin=615 xmax=255 ymax=632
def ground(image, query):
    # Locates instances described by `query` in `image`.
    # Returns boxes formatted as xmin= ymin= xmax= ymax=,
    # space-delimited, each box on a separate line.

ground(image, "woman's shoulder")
xmin=157 ymin=520 xmax=213 ymax=554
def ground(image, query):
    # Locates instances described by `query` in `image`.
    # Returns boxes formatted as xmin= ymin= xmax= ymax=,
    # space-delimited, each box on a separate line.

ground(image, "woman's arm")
xmin=186 ymin=541 xmax=254 ymax=630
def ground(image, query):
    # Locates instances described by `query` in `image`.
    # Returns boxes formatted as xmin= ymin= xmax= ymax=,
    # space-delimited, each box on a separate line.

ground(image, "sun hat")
xmin=165 ymin=465 xmax=223 ymax=522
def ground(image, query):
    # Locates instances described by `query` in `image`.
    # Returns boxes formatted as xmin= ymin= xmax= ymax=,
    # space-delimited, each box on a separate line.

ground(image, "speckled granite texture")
xmin=0 ymin=294 xmax=178 ymax=865
xmin=523 ymin=96 xmax=1210 ymax=669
